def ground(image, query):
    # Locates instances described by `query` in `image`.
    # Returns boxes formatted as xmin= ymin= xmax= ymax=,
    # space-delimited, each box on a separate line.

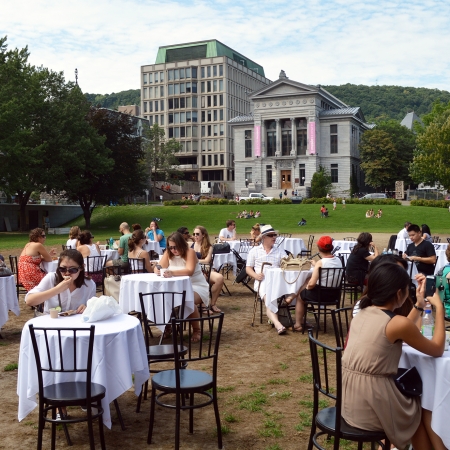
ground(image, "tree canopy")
xmin=311 ymin=166 xmax=332 ymax=198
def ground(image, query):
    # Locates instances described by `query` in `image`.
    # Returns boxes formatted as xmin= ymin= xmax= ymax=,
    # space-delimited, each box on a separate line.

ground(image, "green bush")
xmin=163 ymin=200 xmax=198 ymax=206
xmin=239 ymin=198 xmax=268 ymax=205
xmin=411 ymin=199 xmax=450 ymax=208
xmin=302 ymin=197 xmax=400 ymax=205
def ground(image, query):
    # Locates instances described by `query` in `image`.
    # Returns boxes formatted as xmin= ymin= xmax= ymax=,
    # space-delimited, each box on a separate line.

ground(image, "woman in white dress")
xmin=127 ymin=229 xmax=154 ymax=273
xmin=156 ymin=232 xmax=209 ymax=342
xmin=77 ymin=230 xmax=102 ymax=283
xmin=66 ymin=226 xmax=80 ymax=250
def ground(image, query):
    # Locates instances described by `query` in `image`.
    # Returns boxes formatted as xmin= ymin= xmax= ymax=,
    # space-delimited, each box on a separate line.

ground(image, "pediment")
xmin=251 ymin=79 xmax=317 ymax=99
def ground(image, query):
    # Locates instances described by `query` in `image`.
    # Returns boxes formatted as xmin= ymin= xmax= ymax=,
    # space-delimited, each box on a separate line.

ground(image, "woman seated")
xmin=145 ymin=220 xmax=166 ymax=251
xmin=25 ymin=249 xmax=96 ymax=314
xmin=191 ymin=226 xmax=224 ymax=313
xmin=77 ymin=231 xmax=103 ymax=283
xmin=254 ymin=210 xmax=261 ymax=218
xmin=422 ymin=224 xmax=433 ymax=242
xmin=18 ymin=228 xmax=57 ymax=291
xmin=345 ymin=232 xmax=379 ymax=285
xmin=342 ymin=263 xmax=446 ymax=450
xmin=365 ymin=210 xmax=371 ymax=218
xmin=155 ymin=232 xmax=209 ymax=342
xmin=127 ymin=229 xmax=154 ymax=273
xmin=66 ymin=226 xmax=80 ymax=250
xmin=250 ymin=223 xmax=262 ymax=243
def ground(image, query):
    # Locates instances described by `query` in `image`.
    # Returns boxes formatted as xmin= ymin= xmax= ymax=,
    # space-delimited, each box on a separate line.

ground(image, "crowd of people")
xmin=365 ymin=208 xmax=383 ymax=218
xmin=236 ymin=210 xmax=261 ymax=219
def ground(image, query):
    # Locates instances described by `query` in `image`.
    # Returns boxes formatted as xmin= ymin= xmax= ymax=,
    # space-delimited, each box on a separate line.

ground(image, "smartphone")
xmin=425 ymin=275 xmax=436 ymax=297
xmin=156 ymin=264 xmax=162 ymax=270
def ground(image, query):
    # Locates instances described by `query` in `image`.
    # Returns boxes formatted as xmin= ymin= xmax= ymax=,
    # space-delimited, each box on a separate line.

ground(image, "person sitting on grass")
xmin=298 ymin=218 xmax=307 ymax=226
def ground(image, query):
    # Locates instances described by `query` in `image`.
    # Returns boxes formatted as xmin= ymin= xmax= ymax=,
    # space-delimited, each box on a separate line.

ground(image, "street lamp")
xmin=144 ymin=189 xmax=149 ymax=205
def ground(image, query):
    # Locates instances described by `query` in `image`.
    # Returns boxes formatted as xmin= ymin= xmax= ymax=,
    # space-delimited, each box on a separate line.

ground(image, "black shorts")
xmin=300 ymin=285 xmax=340 ymax=303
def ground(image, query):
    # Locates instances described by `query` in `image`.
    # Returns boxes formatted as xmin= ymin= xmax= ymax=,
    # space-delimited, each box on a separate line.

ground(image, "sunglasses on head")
xmin=58 ymin=266 xmax=81 ymax=274
xmin=168 ymin=246 xmax=178 ymax=251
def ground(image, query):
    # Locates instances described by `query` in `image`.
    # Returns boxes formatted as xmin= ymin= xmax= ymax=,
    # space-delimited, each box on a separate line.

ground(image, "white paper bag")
xmin=81 ymin=295 xmax=122 ymax=323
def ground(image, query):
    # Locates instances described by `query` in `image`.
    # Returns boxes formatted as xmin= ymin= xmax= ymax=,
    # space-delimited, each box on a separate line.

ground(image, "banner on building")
xmin=395 ymin=181 xmax=404 ymax=200
xmin=254 ymin=125 xmax=261 ymax=157
xmin=308 ymin=122 xmax=316 ymax=154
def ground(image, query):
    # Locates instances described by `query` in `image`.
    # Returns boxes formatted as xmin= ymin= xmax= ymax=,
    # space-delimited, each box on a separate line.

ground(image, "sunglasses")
xmin=266 ymin=234 xmax=277 ymax=238
xmin=183 ymin=232 xmax=190 ymax=235
xmin=193 ymin=232 xmax=201 ymax=236
xmin=58 ymin=266 xmax=81 ymax=274
xmin=41 ymin=234 xmax=46 ymax=237
xmin=168 ymin=246 xmax=178 ymax=251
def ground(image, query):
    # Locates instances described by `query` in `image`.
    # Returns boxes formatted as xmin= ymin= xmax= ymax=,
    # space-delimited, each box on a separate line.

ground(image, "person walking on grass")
xmin=342 ymin=198 xmax=346 ymax=208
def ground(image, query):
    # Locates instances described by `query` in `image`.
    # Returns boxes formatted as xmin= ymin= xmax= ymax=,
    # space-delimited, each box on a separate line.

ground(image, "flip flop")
xmin=277 ymin=326 xmax=286 ymax=335
xmin=210 ymin=304 xmax=222 ymax=313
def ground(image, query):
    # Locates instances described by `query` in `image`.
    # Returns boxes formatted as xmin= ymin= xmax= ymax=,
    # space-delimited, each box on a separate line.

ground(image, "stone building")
xmin=230 ymin=71 xmax=372 ymax=197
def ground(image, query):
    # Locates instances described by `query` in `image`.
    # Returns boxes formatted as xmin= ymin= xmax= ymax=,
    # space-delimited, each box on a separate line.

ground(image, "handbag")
xmin=392 ymin=367 xmax=422 ymax=397
xmin=0 ymin=260 xmax=12 ymax=277
xmin=280 ymin=254 xmax=312 ymax=284
xmin=213 ymin=242 xmax=230 ymax=254
xmin=104 ymin=275 xmax=121 ymax=302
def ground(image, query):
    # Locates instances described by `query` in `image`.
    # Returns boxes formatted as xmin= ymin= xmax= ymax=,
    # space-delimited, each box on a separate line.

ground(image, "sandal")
xmin=210 ymin=304 xmax=222 ymax=313
xmin=293 ymin=323 xmax=314 ymax=332
xmin=191 ymin=328 xmax=202 ymax=343
xmin=276 ymin=326 xmax=286 ymax=335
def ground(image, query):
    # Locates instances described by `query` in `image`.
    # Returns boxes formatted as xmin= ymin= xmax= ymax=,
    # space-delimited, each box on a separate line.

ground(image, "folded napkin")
xmin=81 ymin=295 xmax=122 ymax=323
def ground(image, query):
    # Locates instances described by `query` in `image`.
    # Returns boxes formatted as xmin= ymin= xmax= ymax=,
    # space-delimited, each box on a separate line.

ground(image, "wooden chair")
xmin=8 ymin=255 xmax=27 ymax=299
xmin=148 ymin=313 xmax=225 ymax=450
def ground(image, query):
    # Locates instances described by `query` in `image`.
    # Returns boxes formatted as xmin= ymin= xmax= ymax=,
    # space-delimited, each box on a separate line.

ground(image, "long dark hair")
xmin=128 ymin=229 xmax=146 ymax=252
xmin=359 ymin=263 xmax=410 ymax=310
xmin=352 ymin=232 xmax=372 ymax=254
xmin=56 ymin=249 xmax=88 ymax=288
xmin=166 ymin=232 xmax=189 ymax=260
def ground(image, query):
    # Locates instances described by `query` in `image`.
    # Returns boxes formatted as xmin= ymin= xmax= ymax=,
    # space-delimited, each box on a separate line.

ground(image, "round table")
xmin=0 ymin=275 xmax=20 ymax=329
xmin=213 ymin=252 xmax=236 ymax=274
xmin=281 ymin=238 xmax=306 ymax=256
xmin=101 ymin=249 xmax=119 ymax=261
xmin=264 ymin=268 xmax=313 ymax=313
xmin=400 ymin=344 xmax=450 ymax=448
xmin=395 ymin=238 xmax=412 ymax=253
xmin=17 ymin=313 xmax=149 ymax=429
xmin=119 ymin=273 xmax=195 ymax=331
xmin=143 ymin=240 xmax=162 ymax=255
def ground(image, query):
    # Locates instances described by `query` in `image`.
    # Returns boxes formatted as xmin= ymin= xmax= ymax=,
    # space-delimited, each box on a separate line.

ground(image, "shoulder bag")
xmin=280 ymin=254 xmax=312 ymax=284
xmin=392 ymin=367 xmax=422 ymax=397
xmin=213 ymin=242 xmax=230 ymax=254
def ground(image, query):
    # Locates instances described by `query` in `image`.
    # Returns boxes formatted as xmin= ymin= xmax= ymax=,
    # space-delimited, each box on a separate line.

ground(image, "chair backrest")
xmin=432 ymin=236 xmax=441 ymax=243
xmin=239 ymin=239 xmax=255 ymax=256
xmin=331 ymin=245 xmax=341 ymax=255
xmin=275 ymin=236 xmax=285 ymax=248
xmin=85 ymin=255 xmax=107 ymax=274
xmin=308 ymin=332 xmax=342 ymax=434
xmin=447 ymin=237 xmax=450 ymax=245
xmin=343 ymin=237 xmax=357 ymax=241
xmin=128 ymin=258 xmax=146 ymax=273
xmin=171 ymin=313 xmax=224 ymax=381
xmin=29 ymin=324 xmax=96 ymax=397
xmin=139 ymin=291 xmax=186 ymax=345
xmin=279 ymin=233 xmax=292 ymax=238
xmin=317 ymin=267 xmax=345 ymax=303
xmin=231 ymin=248 xmax=246 ymax=269
xmin=62 ymin=245 xmax=71 ymax=251
xmin=331 ymin=307 xmax=352 ymax=348
xmin=8 ymin=255 xmax=18 ymax=278
xmin=307 ymin=235 xmax=315 ymax=251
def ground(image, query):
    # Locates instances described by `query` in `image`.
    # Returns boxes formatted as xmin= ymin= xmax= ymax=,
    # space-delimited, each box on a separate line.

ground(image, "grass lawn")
xmin=0 ymin=203 xmax=448 ymax=251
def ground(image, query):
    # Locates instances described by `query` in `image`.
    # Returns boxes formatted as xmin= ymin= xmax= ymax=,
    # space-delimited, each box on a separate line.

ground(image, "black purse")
xmin=393 ymin=367 xmax=422 ymax=397
xmin=213 ymin=242 xmax=230 ymax=254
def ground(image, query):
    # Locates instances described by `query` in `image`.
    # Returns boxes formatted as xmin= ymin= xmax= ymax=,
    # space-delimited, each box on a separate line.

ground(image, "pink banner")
xmin=308 ymin=122 xmax=316 ymax=155
xmin=254 ymin=125 xmax=261 ymax=157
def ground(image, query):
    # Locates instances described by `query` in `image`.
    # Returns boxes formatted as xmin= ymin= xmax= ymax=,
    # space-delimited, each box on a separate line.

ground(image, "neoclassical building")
xmin=230 ymin=71 xmax=372 ymax=197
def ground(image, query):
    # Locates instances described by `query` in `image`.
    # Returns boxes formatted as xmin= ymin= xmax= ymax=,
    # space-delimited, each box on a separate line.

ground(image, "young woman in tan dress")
xmin=342 ymin=263 xmax=446 ymax=450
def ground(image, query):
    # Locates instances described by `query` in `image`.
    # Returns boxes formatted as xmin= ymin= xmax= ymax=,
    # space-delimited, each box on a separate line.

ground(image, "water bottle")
xmin=109 ymin=237 xmax=114 ymax=248
xmin=382 ymin=248 xmax=387 ymax=254
xmin=387 ymin=248 xmax=393 ymax=254
xmin=393 ymin=249 xmax=399 ymax=256
xmin=421 ymin=303 xmax=434 ymax=339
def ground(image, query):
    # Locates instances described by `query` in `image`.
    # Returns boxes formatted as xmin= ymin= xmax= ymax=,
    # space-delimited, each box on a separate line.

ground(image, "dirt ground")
xmin=0 ymin=233 xmax=392 ymax=450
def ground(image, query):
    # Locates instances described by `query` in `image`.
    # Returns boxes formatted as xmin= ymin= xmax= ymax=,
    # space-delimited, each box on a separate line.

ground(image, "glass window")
xmin=213 ymin=80 xmax=217 ymax=92
xmin=186 ymin=112 xmax=191 ymax=122
xmin=207 ymin=111 xmax=211 ymax=121
xmin=160 ymin=100 xmax=164 ymax=111
xmin=186 ymin=141 xmax=191 ymax=152
xmin=174 ymin=69 xmax=179 ymax=80
xmin=180 ymin=83 xmax=185 ymax=94
xmin=245 ymin=167 xmax=252 ymax=183
xmin=180 ymin=68 xmax=185 ymax=79
xmin=201 ymin=111 xmax=206 ymax=122
xmin=299 ymin=164 xmax=306 ymax=185
xmin=214 ymin=125 xmax=218 ymax=136
xmin=143 ymin=73 xmax=147 ymax=84
xmin=192 ymin=67 xmax=197 ymax=78
xmin=160 ymin=71 xmax=164 ymax=81
xmin=192 ymin=82 xmax=197 ymax=93
xmin=201 ymin=67 xmax=205 ymax=78
xmin=186 ymin=67 xmax=191 ymax=78
xmin=331 ymin=164 xmax=338 ymax=182
xmin=174 ymin=127 xmax=179 ymax=138
xmin=160 ymin=86 xmax=164 ymax=96
xmin=180 ymin=112 xmax=186 ymax=123
xmin=160 ymin=115 xmax=164 ymax=125
xmin=281 ymin=130 xmax=291 ymax=156
xmin=192 ymin=126 xmax=198 ymax=137
xmin=201 ymin=82 xmax=205 ymax=93
xmin=267 ymin=130 xmax=276 ymax=157
xmin=214 ymin=154 xmax=218 ymax=165
xmin=168 ymin=127 xmax=173 ymax=138
xmin=213 ymin=95 xmax=217 ymax=106
xmin=144 ymin=102 xmax=148 ymax=113
xmin=168 ymin=84 xmax=174 ymax=95
xmin=149 ymin=101 xmax=153 ymax=112
xmin=330 ymin=125 xmax=338 ymax=153
xmin=193 ymin=140 xmax=198 ymax=151
xmin=213 ymin=110 xmax=217 ymax=121
xmin=202 ymin=141 xmax=206 ymax=152
xmin=220 ymin=109 xmax=224 ymax=120
xmin=220 ymin=124 xmax=224 ymax=136
xmin=192 ymin=97 xmax=197 ymax=108
xmin=297 ymin=129 xmax=307 ymax=155
xmin=186 ymin=126 xmax=191 ymax=137
xmin=185 ymin=97 xmax=190 ymax=108
xmin=154 ymin=101 xmax=158 ymax=112
xmin=168 ymin=70 xmax=174 ymax=81
xmin=154 ymin=115 xmax=158 ymax=124
xmin=154 ymin=86 xmax=159 ymax=98
xmin=143 ymin=87 xmax=148 ymax=98
xmin=207 ymin=66 xmax=211 ymax=77
xmin=220 ymin=139 xmax=224 ymax=150
xmin=201 ymin=96 xmax=205 ymax=108
xmin=208 ymin=125 xmax=212 ymax=136
xmin=207 ymin=81 xmax=211 ymax=92
xmin=174 ymin=98 xmax=179 ymax=108
xmin=192 ymin=111 xmax=198 ymax=123
xmin=149 ymin=116 xmax=153 ymax=126
xmin=219 ymin=94 xmax=223 ymax=106
xmin=202 ymin=155 xmax=206 ymax=165
xmin=213 ymin=66 xmax=217 ymax=77
xmin=219 ymin=79 xmax=223 ymax=91
xmin=201 ymin=126 xmax=205 ymax=137
xmin=219 ymin=65 xmax=223 ymax=76
xmin=266 ymin=165 xmax=272 ymax=187
xmin=208 ymin=155 xmax=212 ymax=166
xmin=208 ymin=140 xmax=212 ymax=151
xmin=154 ymin=72 xmax=158 ymax=83
xmin=180 ymin=127 xmax=185 ymax=138
xmin=207 ymin=96 xmax=212 ymax=107
xmin=186 ymin=82 xmax=191 ymax=93
xmin=149 ymin=73 xmax=153 ymax=83
xmin=169 ymin=113 xmax=174 ymax=124
xmin=149 ymin=87 xmax=153 ymax=98
xmin=174 ymin=84 xmax=180 ymax=95
xmin=220 ymin=154 xmax=224 ymax=165
xmin=245 ymin=130 xmax=252 ymax=157
xmin=214 ymin=139 xmax=218 ymax=151
xmin=174 ymin=113 xmax=180 ymax=124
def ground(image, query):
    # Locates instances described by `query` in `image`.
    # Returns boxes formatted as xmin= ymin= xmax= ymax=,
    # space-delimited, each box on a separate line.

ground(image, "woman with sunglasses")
xmin=191 ymin=226 xmax=224 ymax=313
xmin=155 ymin=232 xmax=209 ymax=342
xmin=25 ymin=249 xmax=96 ymax=314
xmin=18 ymin=228 xmax=57 ymax=291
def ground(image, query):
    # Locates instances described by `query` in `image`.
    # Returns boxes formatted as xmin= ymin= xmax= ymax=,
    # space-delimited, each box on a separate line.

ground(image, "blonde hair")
xmin=69 ymin=226 xmax=81 ymax=239
xmin=194 ymin=225 xmax=211 ymax=258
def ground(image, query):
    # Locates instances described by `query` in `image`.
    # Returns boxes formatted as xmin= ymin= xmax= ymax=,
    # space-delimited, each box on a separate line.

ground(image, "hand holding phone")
xmin=425 ymin=275 xmax=436 ymax=298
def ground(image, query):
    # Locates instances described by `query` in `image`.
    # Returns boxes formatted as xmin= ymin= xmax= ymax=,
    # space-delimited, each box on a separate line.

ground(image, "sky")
xmin=2 ymin=0 xmax=450 ymax=94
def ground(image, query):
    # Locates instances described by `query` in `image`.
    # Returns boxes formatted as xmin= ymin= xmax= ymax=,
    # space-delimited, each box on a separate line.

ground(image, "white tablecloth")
xmin=101 ymin=249 xmax=119 ymax=261
xmin=0 ymin=275 xmax=20 ymax=329
xmin=264 ymin=268 xmax=313 ymax=313
xmin=433 ymin=243 xmax=448 ymax=251
xmin=395 ymin=238 xmax=412 ymax=253
xmin=400 ymin=345 xmax=450 ymax=447
xmin=143 ymin=240 xmax=162 ymax=255
xmin=119 ymin=274 xmax=195 ymax=330
xmin=41 ymin=260 xmax=58 ymax=273
xmin=17 ymin=313 xmax=149 ymax=429
xmin=281 ymin=238 xmax=306 ymax=256
xmin=332 ymin=240 xmax=356 ymax=252
xmin=213 ymin=252 xmax=236 ymax=274
xmin=228 ymin=241 xmax=241 ymax=253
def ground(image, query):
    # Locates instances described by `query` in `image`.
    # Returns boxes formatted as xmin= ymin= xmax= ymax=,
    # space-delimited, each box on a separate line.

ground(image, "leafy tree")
xmin=311 ymin=166 xmax=332 ymax=198
xmin=415 ymin=100 xmax=450 ymax=132
xmin=143 ymin=124 xmax=182 ymax=200
xmin=410 ymin=109 xmax=450 ymax=190
xmin=84 ymin=89 xmax=140 ymax=110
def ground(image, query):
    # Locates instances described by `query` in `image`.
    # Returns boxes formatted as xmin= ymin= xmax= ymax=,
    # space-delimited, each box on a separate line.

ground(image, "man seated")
xmin=177 ymin=226 xmax=191 ymax=242
xmin=402 ymin=224 xmax=436 ymax=276
xmin=105 ymin=222 xmax=132 ymax=271
xmin=219 ymin=220 xmax=236 ymax=241
xmin=246 ymin=225 xmax=287 ymax=334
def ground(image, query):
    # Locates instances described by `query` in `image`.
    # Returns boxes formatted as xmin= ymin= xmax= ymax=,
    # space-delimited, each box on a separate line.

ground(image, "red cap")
xmin=317 ymin=236 xmax=333 ymax=250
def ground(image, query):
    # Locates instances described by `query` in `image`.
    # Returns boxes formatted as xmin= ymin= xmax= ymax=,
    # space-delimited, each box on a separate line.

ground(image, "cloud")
xmin=1 ymin=0 xmax=449 ymax=93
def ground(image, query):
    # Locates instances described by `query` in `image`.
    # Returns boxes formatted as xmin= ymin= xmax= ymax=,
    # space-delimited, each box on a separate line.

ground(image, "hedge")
xmin=410 ymin=199 xmax=450 ymax=208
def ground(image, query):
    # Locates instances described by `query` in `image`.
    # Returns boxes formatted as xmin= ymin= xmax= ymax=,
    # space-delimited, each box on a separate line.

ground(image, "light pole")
xmin=144 ymin=189 xmax=149 ymax=205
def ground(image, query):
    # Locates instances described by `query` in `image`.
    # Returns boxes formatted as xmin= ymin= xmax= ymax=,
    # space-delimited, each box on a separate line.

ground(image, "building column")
xmin=275 ymin=118 xmax=281 ymax=157
xmin=261 ymin=120 xmax=266 ymax=158
xmin=290 ymin=117 xmax=296 ymax=156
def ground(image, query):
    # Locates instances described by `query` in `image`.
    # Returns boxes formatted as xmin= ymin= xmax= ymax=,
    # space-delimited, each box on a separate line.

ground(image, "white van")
xmin=361 ymin=193 xmax=387 ymax=199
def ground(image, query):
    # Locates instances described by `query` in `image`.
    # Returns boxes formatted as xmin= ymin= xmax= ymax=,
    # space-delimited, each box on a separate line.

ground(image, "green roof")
xmin=155 ymin=40 xmax=265 ymax=77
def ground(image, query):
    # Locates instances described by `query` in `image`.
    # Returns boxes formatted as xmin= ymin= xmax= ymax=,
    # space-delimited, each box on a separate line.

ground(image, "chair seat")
xmin=149 ymin=344 xmax=188 ymax=359
xmin=316 ymin=407 xmax=387 ymax=441
xmin=152 ymin=369 xmax=213 ymax=392
xmin=43 ymin=381 xmax=106 ymax=404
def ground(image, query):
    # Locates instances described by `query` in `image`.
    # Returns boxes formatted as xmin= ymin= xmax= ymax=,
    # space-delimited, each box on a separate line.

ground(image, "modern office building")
xmin=230 ymin=71 xmax=372 ymax=197
xmin=140 ymin=40 xmax=271 ymax=183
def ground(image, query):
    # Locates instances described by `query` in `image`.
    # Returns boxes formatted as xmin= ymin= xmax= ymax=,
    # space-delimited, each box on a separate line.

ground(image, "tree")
xmin=311 ymin=166 xmax=332 ymax=198
xmin=143 ymin=124 xmax=182 ymax=200
xmin=410 ymin=109 xmax=450 ymax=190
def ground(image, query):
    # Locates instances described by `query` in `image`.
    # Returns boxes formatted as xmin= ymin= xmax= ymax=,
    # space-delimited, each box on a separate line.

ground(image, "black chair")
xmin=231 ymin=249 xmax=255 ymax=294
xmin=343 ymin=237 xmax=357 ymax=241
xmin=308 ymin=332 xmax=390 ymax=450
xmin=331 ymin=306 xmax=353 ymax=348
xmin=432 ymin=236 xmax=441 ymax=243
xmin=8 ymin=255 xmax=27 ymax=299
xmin=302 ymin=267 xmax=345 ymax=338
xmin=279 ymin=233 xmax=292 ymax=238
xmin=128 ymin=257 xmax=146 ymax=273
xmin=28 ymin=324 xmax=106 ymax=450
xmin=447 ymin=237 xmax=450 ymax=245
xmin=62 ymin=245 xmax=71 ymax=251
xmin=136 ymin=291 xmax=187 ymax=413
xmin=274 ymin=235 xmax=285 ymax=248
xmin=331 ymin=245 xmax=341 ymax=255
xmin=301 ymin=235 xmax=315 ymax=258
xmin=148 ymin=313 xmax=225 ymax=450
xmin=85 ymin=255 xmax=107 ymax=291
xmin=252 ymin=262 xmax=272 ymax=326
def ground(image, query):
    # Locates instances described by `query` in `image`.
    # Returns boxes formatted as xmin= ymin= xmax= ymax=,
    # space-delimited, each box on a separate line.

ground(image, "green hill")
xmin=84 ymin=84 xmax=450 ymax=122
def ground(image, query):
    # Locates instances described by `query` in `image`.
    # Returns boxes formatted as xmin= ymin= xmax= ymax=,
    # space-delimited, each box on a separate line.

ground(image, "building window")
xmin=219 ymin=65 xmax=223 ymax=76
xmin=214 ymin=154 xmax=218 ymax=165
xmin=208 ymin=155 xmax=212 ymax=166
xmin=266 ymin=165 xmax=272 ymax=188
xmin=202 ymin=155 xmax=205 ymax=166
xmin=143 ymin=73 xmax=147 ymax=84
xmin=297 ymin=118 xmax=307 ymax=155
xmin=330 ymin=124 xmax=338 ymax=153
xmin=149 ymin=73 xmax=153 ymax=83
xmin=245 ymin=130 xmax=252 ymax=157
xmin=299 ymin=164 xmax=305 ymax=185
xmin=331 ymin=164 xmax=338 ymax=183
xmin=266 ymin=121 xmax=276 ymax=156
xmin=245 ymin=167 xmax=252 ymax=184
xmin=281 ymin=120 xmax=291 ymax=156
xmin=160 ymin=115 xmax=164 ymax=125
xmin=143 ymin=102 xmax=148 ymax=113
xmin=160 ymin=71 xmax=164 ymax=81
xmin=220 ymin=154 xmax=224 ymax=165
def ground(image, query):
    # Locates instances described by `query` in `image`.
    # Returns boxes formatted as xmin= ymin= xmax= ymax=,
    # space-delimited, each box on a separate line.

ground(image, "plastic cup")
xmin=50 ymin=309 xmax=59 ymax=319
xmin=160 ymin=268 xmax=167 ymax=277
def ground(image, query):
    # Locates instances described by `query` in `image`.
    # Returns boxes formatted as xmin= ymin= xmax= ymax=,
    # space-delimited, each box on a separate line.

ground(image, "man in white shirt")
xmin=246 ymin=224 xmax=286 ymax=334
xmin=219 ymin=220 xmax=236 ymax=241
xmin=397 ymin=222 xmax=411 ymax=241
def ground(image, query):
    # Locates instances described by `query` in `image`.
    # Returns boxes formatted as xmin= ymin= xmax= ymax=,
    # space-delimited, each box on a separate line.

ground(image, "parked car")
xmin=360 ymin=193 xmax=387 ymax=199
xmin=239 ymin=193 xmax=273 ymax=202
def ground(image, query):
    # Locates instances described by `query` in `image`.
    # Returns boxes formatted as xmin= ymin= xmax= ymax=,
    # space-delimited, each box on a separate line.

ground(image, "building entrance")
xmin=281 ymin=171 xmax=292 ymax=190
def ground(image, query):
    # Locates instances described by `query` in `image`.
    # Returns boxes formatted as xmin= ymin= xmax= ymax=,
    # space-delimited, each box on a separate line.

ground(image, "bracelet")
xmin=413 ymin=304 xmax=424 ymax=312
